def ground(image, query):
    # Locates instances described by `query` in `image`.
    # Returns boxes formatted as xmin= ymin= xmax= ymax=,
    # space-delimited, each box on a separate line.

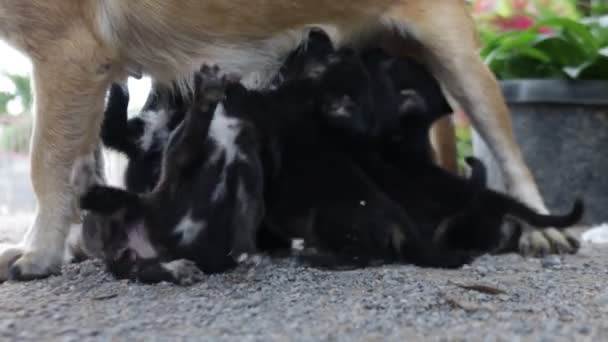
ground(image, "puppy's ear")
xmin=306 ymin=29 xmax=334 ymax=54
xmin=397 ymin=89 xmax=428 ymax=117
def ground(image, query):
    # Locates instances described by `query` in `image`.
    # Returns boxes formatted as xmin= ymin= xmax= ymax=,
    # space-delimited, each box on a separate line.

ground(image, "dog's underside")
xmin=0 ymin=0 xmax=579 ymax=281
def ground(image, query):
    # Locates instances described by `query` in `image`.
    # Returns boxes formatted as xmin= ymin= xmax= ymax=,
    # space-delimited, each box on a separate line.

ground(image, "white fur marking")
xmin=208 ymin=104 xmax=244 ymax=164
xmin=291 ymin=239 xmax=305 ymax=251
xmin=127 ymin=225 xmax=158 ymax=259
xmin=174 ymin=212 xmax=206 ymax=246
xmin=211 ymin=173 xmax=227 ymax=203
xmin=138 ymin=110 xmax=170 ymax=152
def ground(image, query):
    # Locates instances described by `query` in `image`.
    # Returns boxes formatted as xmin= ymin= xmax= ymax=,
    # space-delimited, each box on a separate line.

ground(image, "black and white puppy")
xmin=72 ymin=66 xmax=265 ymax=284
xmin=100 ymin=82 xmax=189 ymax=193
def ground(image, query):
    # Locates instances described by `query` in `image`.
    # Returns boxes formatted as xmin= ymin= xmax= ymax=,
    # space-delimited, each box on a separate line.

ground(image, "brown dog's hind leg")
xmin=0 ymin=31 xmax=118 ymax=281
xmin=430 ymin=116 xmax=458 ymax=174
xmin=381 ymin=1 xmax=578 ymax=256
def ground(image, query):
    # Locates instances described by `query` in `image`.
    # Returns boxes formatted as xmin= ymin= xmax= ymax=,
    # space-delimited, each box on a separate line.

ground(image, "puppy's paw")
xmin=161 ymin=259 xmax=205 ymax=286
xmin=519 ymin=227 xmax=580 ymax=257
xmin=194 ymin=65 xmax=226 ymax=110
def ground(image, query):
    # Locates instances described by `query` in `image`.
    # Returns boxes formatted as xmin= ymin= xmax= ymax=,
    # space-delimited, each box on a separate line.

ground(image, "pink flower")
xmin=492 ymin=14 xmax=553 ymax=33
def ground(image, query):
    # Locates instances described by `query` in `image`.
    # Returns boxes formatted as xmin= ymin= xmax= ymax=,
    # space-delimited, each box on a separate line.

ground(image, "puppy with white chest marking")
xmin=72 ymin=66 xmax=264 ymax=284
xmin=0 ymin=0 xmax=577 ymax=281
xmin=100 ymin=82 xmax=189 ymax=193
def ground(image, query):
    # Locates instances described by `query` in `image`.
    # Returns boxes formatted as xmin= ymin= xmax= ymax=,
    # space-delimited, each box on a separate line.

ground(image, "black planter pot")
xmin=473 ymin=79 xmax=608 ymax=225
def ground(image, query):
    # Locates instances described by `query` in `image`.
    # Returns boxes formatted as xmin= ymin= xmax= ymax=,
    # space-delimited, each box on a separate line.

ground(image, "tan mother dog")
xmin=0 ymin=0 xmax=578 ymax=281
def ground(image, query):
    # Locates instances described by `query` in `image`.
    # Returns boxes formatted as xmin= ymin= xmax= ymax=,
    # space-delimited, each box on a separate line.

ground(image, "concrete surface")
xmin=2 ymin=155 xmax=608 ymax=341
xmin=474 ymin=103 xmax=608 ymax=225
xmin=1 ymin=218 xmax=607 ymax=341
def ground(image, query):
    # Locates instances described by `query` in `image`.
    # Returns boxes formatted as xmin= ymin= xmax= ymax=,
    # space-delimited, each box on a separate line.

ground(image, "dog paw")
xmin=519 ymin=228 xmax=580 ymax=257
xmin=0 ymin=247 xmax=24 ymax=282
xmin=161 ymin=259 xmax=205 ymax=286
xmin=1 ymin=246 xmax=62 ymax=281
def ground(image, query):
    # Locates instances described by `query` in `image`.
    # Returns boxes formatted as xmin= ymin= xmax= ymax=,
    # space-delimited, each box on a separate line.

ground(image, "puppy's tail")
xmin=505 ymin=198 xmax=584 ymax=229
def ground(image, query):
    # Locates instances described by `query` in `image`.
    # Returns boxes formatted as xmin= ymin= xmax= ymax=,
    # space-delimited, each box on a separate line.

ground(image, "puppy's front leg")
xmin=384 ymin=1 xmax=578 ymax=256
xmin=0 ymin=47 xmax=116 ymax=281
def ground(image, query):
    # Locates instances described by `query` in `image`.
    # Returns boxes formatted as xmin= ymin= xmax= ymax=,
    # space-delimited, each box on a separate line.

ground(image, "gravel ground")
xmin=1 ymin=225 xmax=608 ymax=341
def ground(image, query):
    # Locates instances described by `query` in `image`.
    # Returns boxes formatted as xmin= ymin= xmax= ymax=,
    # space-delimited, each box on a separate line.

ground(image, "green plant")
xmin=0 ymin=73 xmax=32 ymax=116
xmin=481 ymin=17 xmax=608 ymax=79
xmin=455 ymin=125 xmax=473 ymax=173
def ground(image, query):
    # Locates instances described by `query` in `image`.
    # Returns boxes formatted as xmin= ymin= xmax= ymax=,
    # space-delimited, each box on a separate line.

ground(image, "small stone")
xmin=475 ymin=266 xmax=488 ymax=276
xmin=1 ymin=320 xmax=16 ymax=331
xmin=578 ymin=326 xmax=591 ymax=335
xmin=541 ymin=255 xmax=562 ymax=269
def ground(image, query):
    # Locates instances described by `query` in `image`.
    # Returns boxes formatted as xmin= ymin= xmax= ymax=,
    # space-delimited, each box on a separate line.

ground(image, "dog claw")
xmin=6 ymin=252 xmax=61 ymax=281
xmin=518 ymin=228 xmax=579 ymax=257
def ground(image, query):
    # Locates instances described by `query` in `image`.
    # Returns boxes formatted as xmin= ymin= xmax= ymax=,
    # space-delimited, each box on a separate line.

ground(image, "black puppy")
xmin=72 ymin=66 xmax=265 ymax=284
xmin=217 ymin=39 xmax=474 ymax=269
xmin=315 ymin=45 xmax=583 ymax=254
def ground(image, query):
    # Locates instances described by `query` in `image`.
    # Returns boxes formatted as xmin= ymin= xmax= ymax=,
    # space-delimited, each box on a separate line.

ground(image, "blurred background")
xmin=1 ymin=1 xmax=607 ymax=239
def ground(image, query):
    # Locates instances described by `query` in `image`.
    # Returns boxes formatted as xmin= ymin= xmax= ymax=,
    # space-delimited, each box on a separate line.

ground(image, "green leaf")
xmin=577 ymin=55 xmax=608 ymax=79
xmin=531 ymin=18 xmax=599 ymax=54
xmin=0 ymin=92 xmax=16 ymax=115
xmin=2 ymin=73 xmax=32 ymax=112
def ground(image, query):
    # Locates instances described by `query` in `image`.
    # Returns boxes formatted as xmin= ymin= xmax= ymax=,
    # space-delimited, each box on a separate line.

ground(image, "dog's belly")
xmin=96 ymin=0 xmax=393 ymax=86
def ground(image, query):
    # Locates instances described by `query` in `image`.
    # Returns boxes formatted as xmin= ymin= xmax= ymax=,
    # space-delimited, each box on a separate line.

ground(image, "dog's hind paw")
xmin=161 ymin=259 xmax=205 ymax=286
xmin=519 ymin=228 xmax=580 ymax=257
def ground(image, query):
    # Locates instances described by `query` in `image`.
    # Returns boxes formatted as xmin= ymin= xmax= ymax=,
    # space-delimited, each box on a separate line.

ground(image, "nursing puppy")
xmin=72 ymin=66 xmax=264 ymax=284
xmin=318 ymin=47 xmax=584 ymax=254
xmin=219 ymin=59 xmax=473 ymax=270
xmin=100 ymin=83 xmax=189 ymax=193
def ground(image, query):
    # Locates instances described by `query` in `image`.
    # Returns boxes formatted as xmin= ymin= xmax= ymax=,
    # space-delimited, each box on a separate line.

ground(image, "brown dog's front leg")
xmin=383 ymin=1 xmax=578 ymax=256
xmin=0 ymin=44 xmax=117 ymax=281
